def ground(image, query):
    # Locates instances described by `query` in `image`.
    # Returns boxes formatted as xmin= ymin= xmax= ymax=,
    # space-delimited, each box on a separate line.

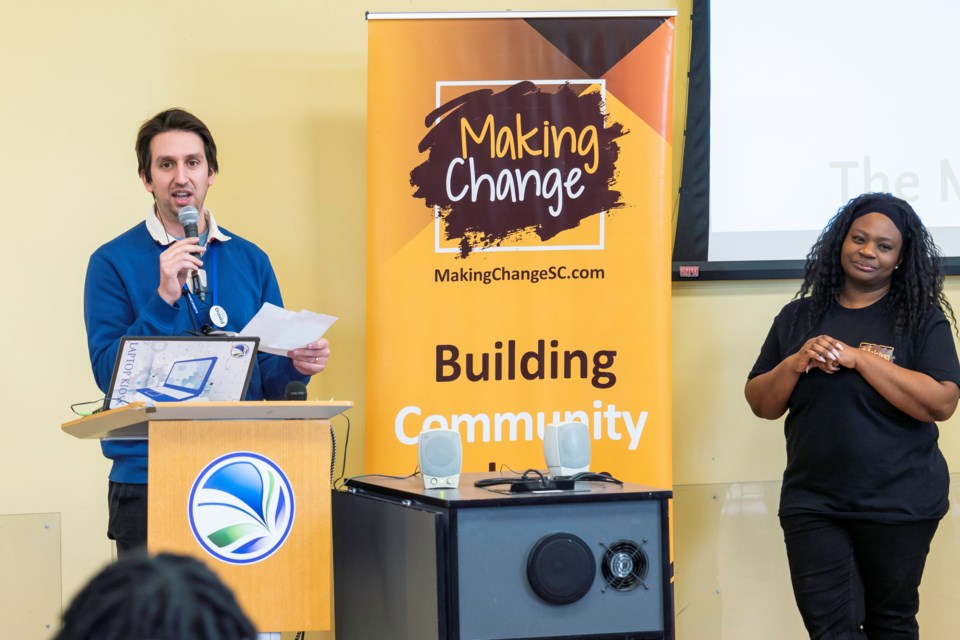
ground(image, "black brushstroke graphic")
xmin=411 ymin=81 xmax=627 ymax=257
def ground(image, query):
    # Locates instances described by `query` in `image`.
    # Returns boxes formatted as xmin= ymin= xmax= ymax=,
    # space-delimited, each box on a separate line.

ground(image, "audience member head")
xmin=54 ymin=551 xmax=256 ymax=640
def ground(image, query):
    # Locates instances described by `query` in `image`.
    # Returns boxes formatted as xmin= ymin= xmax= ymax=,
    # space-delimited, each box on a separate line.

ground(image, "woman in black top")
xmin=745 ymin=192 xmax=960 ymax=639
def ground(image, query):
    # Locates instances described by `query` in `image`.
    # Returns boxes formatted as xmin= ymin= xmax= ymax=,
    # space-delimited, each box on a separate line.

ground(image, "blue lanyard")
xmin=180 ymin=242 xmax=219 ymax=331
xmin=183 ymin=286 xmax=205 ymax=333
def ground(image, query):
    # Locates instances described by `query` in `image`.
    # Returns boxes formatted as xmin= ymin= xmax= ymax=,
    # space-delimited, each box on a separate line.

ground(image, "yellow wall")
xmin=3 ymin=1 xmax=958 ymax=639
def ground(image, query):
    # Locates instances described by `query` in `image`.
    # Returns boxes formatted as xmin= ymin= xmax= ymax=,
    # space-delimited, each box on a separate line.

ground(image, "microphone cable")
xmin=329 ymin=420 xmax=338 ymax=485
xmin=333 ymin=413 xmax=351 ymax=490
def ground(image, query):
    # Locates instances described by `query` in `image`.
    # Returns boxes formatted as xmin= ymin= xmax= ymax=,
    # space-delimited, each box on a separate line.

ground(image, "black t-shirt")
xmin=749 ymin=296 xmax=960 ymax=521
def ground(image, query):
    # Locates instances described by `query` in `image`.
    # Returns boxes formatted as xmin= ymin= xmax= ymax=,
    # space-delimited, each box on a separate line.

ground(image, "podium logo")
xmin=188 ymin=452 xmax=295 ymax=565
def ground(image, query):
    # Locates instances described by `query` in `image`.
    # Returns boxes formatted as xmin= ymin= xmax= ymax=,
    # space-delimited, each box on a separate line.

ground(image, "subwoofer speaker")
xmin=526 ymin=532 xmax=596 ymax=604
xmin=418 ymin=429 xmax=461 ymax=489
xmin=543 ymin=421 xmax=591 ymax=477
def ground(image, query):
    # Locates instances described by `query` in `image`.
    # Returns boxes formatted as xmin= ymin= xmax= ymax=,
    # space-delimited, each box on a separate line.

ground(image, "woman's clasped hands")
xmin=796 ymin=335 xmax=854 ymax=374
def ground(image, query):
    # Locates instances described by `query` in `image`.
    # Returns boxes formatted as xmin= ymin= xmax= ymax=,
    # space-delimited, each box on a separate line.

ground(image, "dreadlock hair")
xmin=54 ymin=552 xmax=257 ymax=640
xmin=795 ymin=192 xmax=956 ymax=347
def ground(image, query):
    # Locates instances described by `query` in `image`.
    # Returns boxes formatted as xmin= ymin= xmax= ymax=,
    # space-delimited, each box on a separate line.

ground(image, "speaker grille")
xmin=558 ymin=424 xmax=590 ymax=468
xmin=419 ymin=431 xmax=461 ymax=477
xmin=526 ymin=532 xmax=595 ymax=604
xmin=600 ymin=540 xmax=648 ymax=592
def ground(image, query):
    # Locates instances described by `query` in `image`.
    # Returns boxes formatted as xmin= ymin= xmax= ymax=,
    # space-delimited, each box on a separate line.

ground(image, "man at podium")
xmin=82 ymin=108 xmax=331 ymax=556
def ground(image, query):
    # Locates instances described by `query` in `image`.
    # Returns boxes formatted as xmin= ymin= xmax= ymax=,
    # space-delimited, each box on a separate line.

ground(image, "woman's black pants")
xmin=779 ymin=514 xmax=939 ymax=640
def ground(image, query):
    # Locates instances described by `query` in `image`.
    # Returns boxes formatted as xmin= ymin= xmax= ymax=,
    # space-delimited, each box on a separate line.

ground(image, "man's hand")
xmin=290 ymin=338 xmax=331 ymax=376
xmin=157 ymin=238 xmax=205 ymax=305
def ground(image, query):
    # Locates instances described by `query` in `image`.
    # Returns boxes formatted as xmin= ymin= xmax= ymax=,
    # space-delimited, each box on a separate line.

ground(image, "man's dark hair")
xmin=136 ymin=108 xmax=219 ymax=183
xmin=54 ymin=552 xmax=256 ymax=640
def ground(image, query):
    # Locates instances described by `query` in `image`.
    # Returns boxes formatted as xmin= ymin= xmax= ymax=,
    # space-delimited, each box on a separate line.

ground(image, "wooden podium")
xmin=62 ymin=400 xmax=352 ymax=633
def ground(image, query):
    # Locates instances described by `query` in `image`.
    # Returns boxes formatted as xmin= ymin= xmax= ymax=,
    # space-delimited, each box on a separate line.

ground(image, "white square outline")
xmin=432 ymin=79 xmax=607 ymax=254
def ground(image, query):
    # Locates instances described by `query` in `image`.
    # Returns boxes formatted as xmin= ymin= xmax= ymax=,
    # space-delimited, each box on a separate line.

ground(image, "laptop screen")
xmin=103 ymin=336 xmax=260 ymax=410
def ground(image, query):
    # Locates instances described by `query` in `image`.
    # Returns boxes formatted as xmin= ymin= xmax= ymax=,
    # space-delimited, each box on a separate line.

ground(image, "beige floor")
xmin=674 ymin=477 xmax=960 ymax=639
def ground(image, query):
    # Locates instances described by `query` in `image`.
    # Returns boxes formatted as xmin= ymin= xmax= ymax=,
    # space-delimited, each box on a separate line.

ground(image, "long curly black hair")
xmin=54 ymin=552 xmax=257 ymax=640
xmin=795 ymin=192 xmax=956 ymax=345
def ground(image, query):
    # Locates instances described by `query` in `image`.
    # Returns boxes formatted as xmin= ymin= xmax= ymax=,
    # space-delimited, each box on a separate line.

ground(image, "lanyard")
xmin=183 ymin=286 xmax=205 ymax=333
xmin=180 ymin=242 xmax=219 ymax=331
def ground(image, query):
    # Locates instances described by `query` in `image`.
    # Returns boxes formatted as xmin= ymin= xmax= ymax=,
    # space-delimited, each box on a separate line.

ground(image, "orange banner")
xmin=366 ymin=13 xmax=675 ymax=488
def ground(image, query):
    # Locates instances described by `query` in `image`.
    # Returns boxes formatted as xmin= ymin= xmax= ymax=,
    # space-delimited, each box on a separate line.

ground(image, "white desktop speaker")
xmin=543 ymin=422 xmax=591 ymax=477
xmin=418 ymin=429 xmax=462 ymax=489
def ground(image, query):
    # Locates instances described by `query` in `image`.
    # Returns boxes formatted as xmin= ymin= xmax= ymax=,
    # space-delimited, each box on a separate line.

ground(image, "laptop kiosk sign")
xmin=104 ymin=336 xmax=259 ymax=410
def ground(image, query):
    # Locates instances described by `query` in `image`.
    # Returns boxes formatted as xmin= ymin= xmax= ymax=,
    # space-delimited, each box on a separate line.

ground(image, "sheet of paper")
xmin=239 ymin=302 xmax=338 ymax=356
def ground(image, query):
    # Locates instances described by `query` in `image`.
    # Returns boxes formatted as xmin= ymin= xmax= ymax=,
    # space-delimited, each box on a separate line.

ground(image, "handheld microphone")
xmin=177 ymin=206 xmax=205 ymax=301
xmin=284 ymin=380 xmax=308 ymax=401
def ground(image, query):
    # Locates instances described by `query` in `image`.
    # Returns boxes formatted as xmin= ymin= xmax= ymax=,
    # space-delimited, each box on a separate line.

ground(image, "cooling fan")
xmin=600 ymin=539 xmax=648 ymax=592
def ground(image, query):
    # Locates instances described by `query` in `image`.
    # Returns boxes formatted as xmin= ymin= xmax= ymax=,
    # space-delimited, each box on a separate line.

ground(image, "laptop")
xmin=103 ymin=336 xmax=260 ymax=410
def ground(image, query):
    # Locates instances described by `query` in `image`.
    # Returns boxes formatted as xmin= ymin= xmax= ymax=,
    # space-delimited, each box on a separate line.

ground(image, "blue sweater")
xmin=84 ymin=220 xmax=307 ymax=483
